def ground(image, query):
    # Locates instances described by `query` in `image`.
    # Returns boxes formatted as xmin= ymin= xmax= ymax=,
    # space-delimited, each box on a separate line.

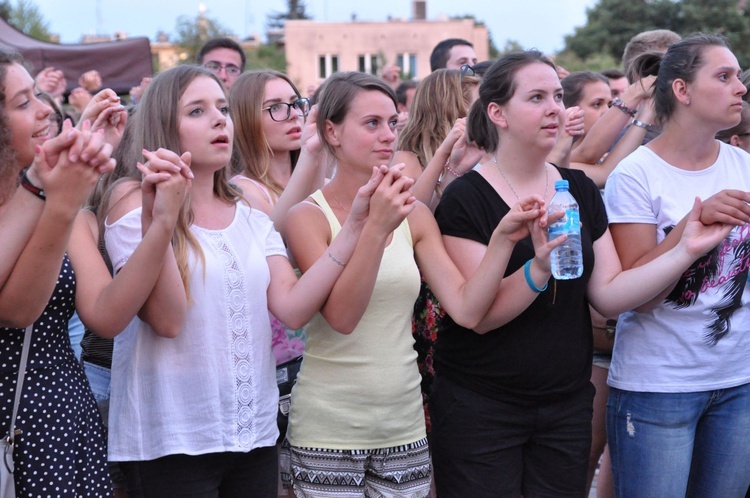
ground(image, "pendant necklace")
xmin=492 ymin=155 xmax=549 ymax=202
xmin=493 ymin=155 xmax=557 ymax=302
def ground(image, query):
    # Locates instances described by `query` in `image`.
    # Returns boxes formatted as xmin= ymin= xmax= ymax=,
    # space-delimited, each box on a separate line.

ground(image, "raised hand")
xmin=347 ymin=165 xmax=388 ymax=228
xmin=66 ymin=120 xmax=115 ymax=173
xmin=380 ymin=63 xmax=402 ymax=89
xmin=448 ymin=131 xmax=484 ymax=177
xmin=138 ymin=150 xmax=191 ymax=230
xmin=367 ymin=164 xmax=417 ymax=234
xmin=564 ymin=106 xmax=585 ymax=138
xmin=69 ymin=87 xmax=93 ymax=114
xmin=699 ymin=189 xmax=750 ymax=226
xmin=35 ymin=67 xmax=67 ymax=99
xmin=79 ymin=89 xmax=127 ymax=149
xmin=494 ymin=195 xmax=546 ymax=243
xmin=78 ymin=70 xmax=103 ymax=92
xmin=31 ymin=139 xmax=103 ymax=214
xmin=683 ymin=197 xmax=734 ymax=258
xmin=300 ymin=105 xmax=322 ymax=155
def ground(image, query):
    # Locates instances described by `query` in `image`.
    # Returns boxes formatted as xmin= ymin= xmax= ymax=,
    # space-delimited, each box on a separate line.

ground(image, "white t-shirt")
xmin=605 ymin=142 xmax=750 ymax=392
xmin=105 ymin=203 xmax=286 ymax=461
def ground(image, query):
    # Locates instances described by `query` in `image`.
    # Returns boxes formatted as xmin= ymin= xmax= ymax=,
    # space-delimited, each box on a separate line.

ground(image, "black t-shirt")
xmin=434 ymin=167 xmax=608 ymax=401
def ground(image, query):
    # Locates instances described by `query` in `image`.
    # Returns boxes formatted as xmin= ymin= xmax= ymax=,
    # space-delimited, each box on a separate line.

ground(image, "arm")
xmin=608 ymin=186 xmax=750 ymax=311
xmin=271 ymin=166 xmax=400 ymax=331
xmin=440 ymin=205 xmax=564 ymax=333
xmin=571 ymin=76 xmax=655 ymax=164
xmin=72 ymin=166 xmax=187 ymax=338
xmin=0 ymin=132 xmax=107 ymax=327
xmin=79 ymin=89 xmax=127 ymax=151
xmin=570 ymin=99 xmax=656 ymax=188
xmin=104 ymin=151 xmax=191 ymax=337
xmin=411 ymin=118 xmax=483 ymax=210
xmin=283 ymin=166 xmax=414 ymax=333
xmin=415 ymin=195 xmax=552 ymax=330
xmin=271 ymin=106 xmax=326 ymax=235
xmin=588 ymin=199 xmax=733 ymax=317
xmin=546 ymin=106 xmax=584 ymax=168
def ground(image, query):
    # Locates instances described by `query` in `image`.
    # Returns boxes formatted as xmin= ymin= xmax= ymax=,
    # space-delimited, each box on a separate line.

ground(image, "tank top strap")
xmin=310 ymin=190 xmax=342 ymax=239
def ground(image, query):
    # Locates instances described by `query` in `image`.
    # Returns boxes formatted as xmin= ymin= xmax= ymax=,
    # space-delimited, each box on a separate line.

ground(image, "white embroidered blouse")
xmin=105 ymin=203 xmax=286 ymax=461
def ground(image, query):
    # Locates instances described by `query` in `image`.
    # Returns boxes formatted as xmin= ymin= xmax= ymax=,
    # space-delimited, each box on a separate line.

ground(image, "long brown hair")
xmin=104 ymin=65 xmax=243 ymax=295
xmin=0 ymin=51 xmax=27 ymax=200
xmin=230 ymin=70 xmax=301 ymax=200
xmin=398 ymin=69 xmax=474 ymax=166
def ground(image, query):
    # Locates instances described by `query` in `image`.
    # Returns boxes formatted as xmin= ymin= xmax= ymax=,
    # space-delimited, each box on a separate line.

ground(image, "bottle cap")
xmin=554 ymin=180 xmax=569 ymax=190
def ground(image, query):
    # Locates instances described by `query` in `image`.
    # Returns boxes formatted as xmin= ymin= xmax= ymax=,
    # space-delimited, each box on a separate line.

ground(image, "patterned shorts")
xmin=281 ymin=438 xmax=431 ymax=498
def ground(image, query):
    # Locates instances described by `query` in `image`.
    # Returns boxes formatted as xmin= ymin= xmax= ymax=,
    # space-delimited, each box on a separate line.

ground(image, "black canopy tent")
xmin=0 ymin=17 xmax=153 ymax=94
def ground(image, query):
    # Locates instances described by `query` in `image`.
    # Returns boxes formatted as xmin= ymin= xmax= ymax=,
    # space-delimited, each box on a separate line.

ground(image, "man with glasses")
xmin=197 ymin=37 xmax=246 ymax=90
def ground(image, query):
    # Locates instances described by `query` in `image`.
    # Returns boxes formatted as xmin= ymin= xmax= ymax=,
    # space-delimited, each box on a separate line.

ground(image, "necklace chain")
xmin=331 ymin=190 xmax=350 ymax=213
xmin=492 ymin=155 xmax=549 ymax=202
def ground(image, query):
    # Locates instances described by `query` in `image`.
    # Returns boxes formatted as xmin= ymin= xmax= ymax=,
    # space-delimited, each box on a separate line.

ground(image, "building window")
xmin=396 ymin=53 xmax=417 ymax=79
xmin=358 ymin=54 xmax=379 ymax=75
xmin=318 ymin=54 xmax=339 ymax=79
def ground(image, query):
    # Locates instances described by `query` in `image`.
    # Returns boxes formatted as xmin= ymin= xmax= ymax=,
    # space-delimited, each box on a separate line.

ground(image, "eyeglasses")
xmin=460 ymin=63 xmax=476 ymax=79
xmin=262 ymin=98 xmax=311 ymax=122
xmin=736 ymin=132 xmax=750 ymax=137
xmin=203 ymin=62 xmax=242 ymax=77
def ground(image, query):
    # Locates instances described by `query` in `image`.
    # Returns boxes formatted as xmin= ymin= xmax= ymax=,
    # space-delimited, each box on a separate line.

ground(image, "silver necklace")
xmin=493 ymin=155 xmax=549 ymax=202
xmin=331 ymin=190 xmax=350 ymax=213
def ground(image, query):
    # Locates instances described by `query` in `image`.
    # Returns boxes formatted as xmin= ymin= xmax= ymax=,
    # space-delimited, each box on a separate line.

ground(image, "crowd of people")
xmin=0 ymin=27 xmax=749 ymax=498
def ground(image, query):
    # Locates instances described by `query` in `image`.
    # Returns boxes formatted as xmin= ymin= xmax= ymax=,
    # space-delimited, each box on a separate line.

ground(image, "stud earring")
xmin=685 ymin=99 xmax=691 ymax=105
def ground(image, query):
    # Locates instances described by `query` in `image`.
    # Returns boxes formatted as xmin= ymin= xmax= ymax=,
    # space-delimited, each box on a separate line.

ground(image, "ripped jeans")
xmin=607 ymin=384 xmax=750 ymax=498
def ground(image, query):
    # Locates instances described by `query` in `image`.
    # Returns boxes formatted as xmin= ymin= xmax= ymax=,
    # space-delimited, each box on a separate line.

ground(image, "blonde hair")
xmin=229 ymin=70 xmax=301 ymax=200
xmin=398 ymin=69 xmax=474 ymax=166
xmin=105 ymin=65 xmax=242 ymax=296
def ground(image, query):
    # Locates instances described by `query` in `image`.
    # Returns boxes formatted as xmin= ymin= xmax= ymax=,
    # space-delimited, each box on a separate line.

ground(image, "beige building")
xmin=283 ymin=18 xmax=489 ymax=91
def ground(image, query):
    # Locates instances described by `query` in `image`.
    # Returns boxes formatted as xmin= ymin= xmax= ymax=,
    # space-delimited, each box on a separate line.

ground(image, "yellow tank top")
xmin=286 ymin=190 xmax=425 ymax=449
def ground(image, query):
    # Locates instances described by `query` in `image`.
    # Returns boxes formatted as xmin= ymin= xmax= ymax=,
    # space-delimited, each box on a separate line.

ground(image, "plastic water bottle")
xmin=548 ymin=180 xmax=583 ymax=280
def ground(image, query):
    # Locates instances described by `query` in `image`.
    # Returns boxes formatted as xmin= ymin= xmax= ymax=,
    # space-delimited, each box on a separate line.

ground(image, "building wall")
xmin=284 ymin=19 xmax=489 ymax=91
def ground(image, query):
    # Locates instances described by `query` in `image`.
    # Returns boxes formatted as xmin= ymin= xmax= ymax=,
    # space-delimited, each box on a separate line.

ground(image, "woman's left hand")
xmin=564 ymin=106 xmax=585 ymax=138
xmin=681 ymin=197 xmax=733 ymax=258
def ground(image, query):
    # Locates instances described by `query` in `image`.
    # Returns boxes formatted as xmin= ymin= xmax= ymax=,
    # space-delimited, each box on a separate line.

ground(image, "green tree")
xmin=562 ymin=0 xmax=750 ymax=68
xmin=0 ymin=0 xmax=54 ymax=41
xmin=267 ymin=0 xmax=312 ymax=29
xmin=244 ymin=43 xmax=286 ymax=72
xmin=174 ymin=10 xmax=235 ymax=63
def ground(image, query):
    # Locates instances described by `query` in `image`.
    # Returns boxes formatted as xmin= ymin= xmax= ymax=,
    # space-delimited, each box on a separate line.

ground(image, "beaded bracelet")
xmin=610 ymin=97 xmax=637 ymax=117
xmin=20 ymin=168 xmax=46 ymax=201
xmin=524 ymin=259 xmax=548 ymax=293
xmin=327 ymin=250 xmax=347 ymax=267
xmin=444 ymin=159 xmax=464 ymax=178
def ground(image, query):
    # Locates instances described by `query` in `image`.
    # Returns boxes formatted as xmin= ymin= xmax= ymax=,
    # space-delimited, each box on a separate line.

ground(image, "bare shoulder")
xmin=407 ymin=201 xmax=438 ymax=243
xmin=286 ymin=197 xmax=330 ymax=242
xmin=233 ymin=176 xmax=275 ymax=215
xmin=77 ymin=209 xmax=99 ymax=239
xmin=394 ymin=151 xmax=423 ymax=179
xmin=105 ymin=179 xmax=142 ymax=224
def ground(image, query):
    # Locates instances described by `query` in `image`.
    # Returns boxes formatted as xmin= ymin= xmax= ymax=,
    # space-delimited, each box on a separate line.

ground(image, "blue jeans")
xmin=607 ymin=383 xmax=750 ymax=498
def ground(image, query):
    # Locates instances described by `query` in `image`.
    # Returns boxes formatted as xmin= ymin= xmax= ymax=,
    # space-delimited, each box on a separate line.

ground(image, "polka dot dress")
xmin=0 ymin=256 xmax=111 ymax=497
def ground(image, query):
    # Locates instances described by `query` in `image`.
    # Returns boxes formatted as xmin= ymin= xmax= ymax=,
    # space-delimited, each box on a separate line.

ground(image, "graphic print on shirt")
xmin=663 ymin=225 xmax=750 ymax=346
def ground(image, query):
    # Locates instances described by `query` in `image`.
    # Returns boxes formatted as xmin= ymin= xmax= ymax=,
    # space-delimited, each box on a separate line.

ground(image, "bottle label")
xmin=550 ymin=209 xmax=580 ymax=235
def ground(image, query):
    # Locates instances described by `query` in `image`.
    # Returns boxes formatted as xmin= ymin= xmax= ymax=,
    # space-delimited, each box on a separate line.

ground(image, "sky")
xmin=30 ymin=0 xmax=600 ymax=55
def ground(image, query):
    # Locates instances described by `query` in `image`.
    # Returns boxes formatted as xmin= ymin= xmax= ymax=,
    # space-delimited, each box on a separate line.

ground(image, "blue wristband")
xmin=524 ymin=259 xmax=548 ymax=293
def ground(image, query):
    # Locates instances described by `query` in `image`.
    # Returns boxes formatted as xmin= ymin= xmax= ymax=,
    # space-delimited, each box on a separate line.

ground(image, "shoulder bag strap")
xmin=6 ymin=324 xmax=33 ymax=444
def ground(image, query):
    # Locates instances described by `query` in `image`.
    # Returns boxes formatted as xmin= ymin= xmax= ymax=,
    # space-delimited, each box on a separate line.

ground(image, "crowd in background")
xmin=0 ymin=26 xmax=749 ymax=498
